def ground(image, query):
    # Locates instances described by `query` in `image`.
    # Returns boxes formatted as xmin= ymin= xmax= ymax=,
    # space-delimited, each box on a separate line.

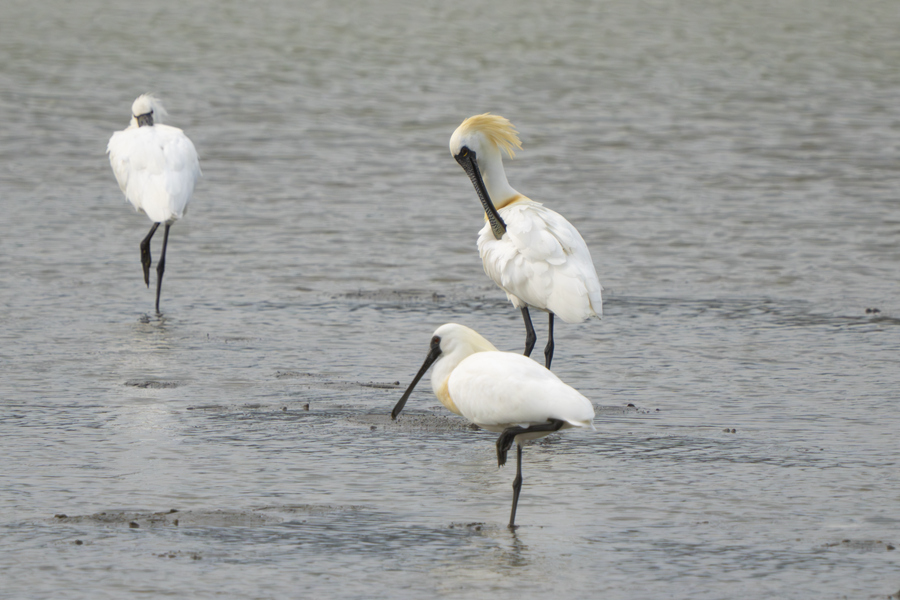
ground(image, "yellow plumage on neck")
xmin=435 ymin=376 xmax=461 ymax=415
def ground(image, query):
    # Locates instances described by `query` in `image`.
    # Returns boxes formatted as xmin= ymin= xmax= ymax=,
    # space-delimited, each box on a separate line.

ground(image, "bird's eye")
xmin=430 ymin=335 xmax=441 ymax=347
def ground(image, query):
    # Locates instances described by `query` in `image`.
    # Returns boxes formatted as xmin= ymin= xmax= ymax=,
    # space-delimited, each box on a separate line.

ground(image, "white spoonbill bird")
xmin=391 ymin=323 xmax=595 ymax=529
xmin=449 ymin=114 xmax=603 ymax=369
xmin=107 ymin=94 xmax=201 ymax=313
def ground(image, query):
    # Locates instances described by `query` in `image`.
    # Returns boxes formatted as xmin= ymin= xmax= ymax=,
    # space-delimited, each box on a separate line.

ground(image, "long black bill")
xmin=391 ymin=336 xmax=442 ymax=420
xmin=455 ymin=148 xmax=506 ymax=240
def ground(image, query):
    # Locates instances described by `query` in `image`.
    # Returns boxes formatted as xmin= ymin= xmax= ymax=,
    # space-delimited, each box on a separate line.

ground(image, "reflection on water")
xmin=1 ymin=0 xmax=900 ymax=598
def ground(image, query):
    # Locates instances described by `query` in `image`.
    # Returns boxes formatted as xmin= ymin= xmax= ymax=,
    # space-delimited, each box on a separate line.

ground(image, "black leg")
xmin=495 ymin=419 xmax=565 ymax=467
xmin=521 ymin=307 xmax=536 ymax=357
xmin=544 ymin=312 xmax=555 ymax=369
xmin=154 ymin=224 xmax=170 ymax=313
xmin=509 ymin=444 xmax=523 ymax=529
xmin=495 ymin=419 xmax=565 ymax=529
xmin=140 ymin=222 xmax=160 ymax=287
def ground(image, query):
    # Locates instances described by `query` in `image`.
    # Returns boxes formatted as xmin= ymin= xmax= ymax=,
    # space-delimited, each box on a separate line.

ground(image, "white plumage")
xmin=428 ymin=325 xmax=594 ymax=432
xmin=392 ymin=323 xmax=594 ymax=528
xmin=449 ymin=351 xmax=593 ymax=430
xmin=107 ymin=94 xmax=200 ymax=312
xmin=449 ymin=114 xmax=602 ymax=368
xmin=108 ymin=94 xmax=200 ymax=223
xmin=479 ymin=201 xmax=601 ymax=323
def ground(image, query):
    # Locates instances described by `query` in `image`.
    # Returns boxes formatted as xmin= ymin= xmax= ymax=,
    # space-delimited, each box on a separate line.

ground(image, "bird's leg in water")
xmin=510 ymin=444 xmax=524 ymax=529
xmin=544 ymin=313 xmax=555 ymax=369
xmin=521 ymin=307 xmax=537 ymax=358
xmin=154 ymin=224 xmax=170 ymax=313
xmin=140 ymin=222 xmax=160 ymax=287
xmin=495 ymin=419 xmax=565 ymax=529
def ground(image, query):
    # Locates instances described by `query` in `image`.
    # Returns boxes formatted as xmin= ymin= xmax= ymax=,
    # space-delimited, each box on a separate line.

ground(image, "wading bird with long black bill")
xmin=392 ymin=323 xmax=594 ymax=529
xmin=449 ymin=114 xmax=603 ymax=369
xmin=108 ymin=94 xmax=200 ymax=313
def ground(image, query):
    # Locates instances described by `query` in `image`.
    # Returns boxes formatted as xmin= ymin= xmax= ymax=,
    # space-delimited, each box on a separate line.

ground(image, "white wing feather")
xmin=448 ymin=351 xmax=595 ymax=430
xmin=478 ymin=199 xmax=603 ymax=323
xmin=107 ymin=124 xmax=200 ymax=223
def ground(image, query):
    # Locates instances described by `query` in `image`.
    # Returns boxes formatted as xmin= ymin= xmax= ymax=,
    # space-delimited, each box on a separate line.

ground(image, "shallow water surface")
xmin=1 ymin=0 xmax=899 ymax=598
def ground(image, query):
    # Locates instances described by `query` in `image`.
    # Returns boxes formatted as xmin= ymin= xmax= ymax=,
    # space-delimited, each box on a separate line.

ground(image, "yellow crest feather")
xmin=458 ymin=113 xmax=523 ymax=158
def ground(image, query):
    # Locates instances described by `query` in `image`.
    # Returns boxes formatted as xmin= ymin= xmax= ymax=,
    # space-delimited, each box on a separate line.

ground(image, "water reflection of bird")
xmin=108 ymin=94 xmax=201 ymax=313
xmin=449 ymin=114 xmax=603 ymax=369
xmin=392 ymin=323 xmax=594 ymax=529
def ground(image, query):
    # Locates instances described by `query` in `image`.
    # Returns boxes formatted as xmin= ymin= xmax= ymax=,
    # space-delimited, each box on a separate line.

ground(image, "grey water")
xmin=1 ymin=0 xmax=899 ymax=597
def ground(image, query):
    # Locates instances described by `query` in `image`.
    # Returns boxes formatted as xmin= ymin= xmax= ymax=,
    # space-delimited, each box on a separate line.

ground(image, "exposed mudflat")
xmin=48 ymin=505 xmax=365 ymax=529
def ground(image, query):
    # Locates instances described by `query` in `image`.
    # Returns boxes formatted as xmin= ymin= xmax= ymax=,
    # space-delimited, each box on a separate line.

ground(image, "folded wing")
xmin=478 ymin=199 xmax=602 ymax=322
xmin=108 ymin=125 xmax=200 ymax=223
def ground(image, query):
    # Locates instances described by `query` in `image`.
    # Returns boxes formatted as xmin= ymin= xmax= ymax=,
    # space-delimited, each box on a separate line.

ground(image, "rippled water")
xmin=1 ymin=0 xmax=899 ymax=598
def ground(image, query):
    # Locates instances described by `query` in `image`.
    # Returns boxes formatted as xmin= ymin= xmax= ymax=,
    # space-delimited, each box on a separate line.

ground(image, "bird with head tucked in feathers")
xmin=108 ymin=94 xmax=200 ymax=313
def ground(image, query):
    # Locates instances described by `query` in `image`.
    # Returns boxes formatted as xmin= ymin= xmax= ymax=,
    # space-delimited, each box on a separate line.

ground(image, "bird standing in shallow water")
xmin=392 ymin=323 xmax=595 ymax=529
xmin=449 ymin=114 xmax=603 ymax=369
xmin=108 ymin=94 xmax=200 ymax=313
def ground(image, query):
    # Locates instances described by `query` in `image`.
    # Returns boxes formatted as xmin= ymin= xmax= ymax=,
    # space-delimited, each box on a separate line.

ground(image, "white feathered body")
xmin=450 ymin=352 xmax=594 ymax=435
xmin=449 ymin=114 xmax=603 ymax=324
xmin=108 ymin=123 xmax=200 ymax=224
xmin=428 ymin=324 xmax=595 ymax=442
xmin=478 ymin=198 xmax=603 ymax=323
